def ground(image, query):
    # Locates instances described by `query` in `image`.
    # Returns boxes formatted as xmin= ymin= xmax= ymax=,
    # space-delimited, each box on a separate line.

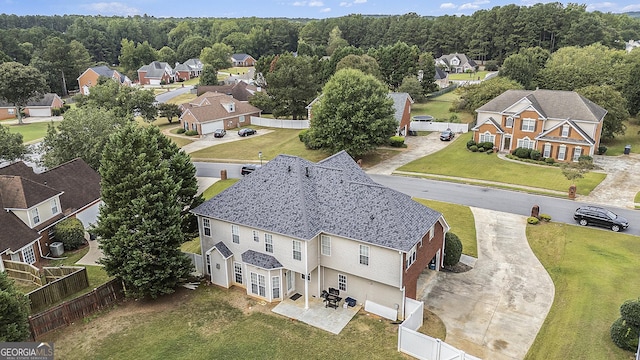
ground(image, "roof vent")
xmin=370 ymin=215 xmax=375 ymax=220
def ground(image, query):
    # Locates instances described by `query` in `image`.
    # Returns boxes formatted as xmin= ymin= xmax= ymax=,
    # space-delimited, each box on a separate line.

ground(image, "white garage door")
xmin=150 ymin=79 xmax=161 ymax=85
xmin=28 ymin=108 xmax=51 ymax=117
xmin=201 ymin=121 xmax=224 ymax=135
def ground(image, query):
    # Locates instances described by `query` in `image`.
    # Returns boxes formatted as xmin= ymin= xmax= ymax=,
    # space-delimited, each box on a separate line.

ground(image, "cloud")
xmin=320 ymin=7 xmax=331 ymax=12
xmin=622 ymin=4 xmax=640 ymax=12
xmin=440 ymin=3 xmax=456 ymax=9
xmin=340 ymin=0 xmax=366 ymax=7
xmin=309 ymin=1 xmax=324 ymax=6
xmin=79 ymin=2 xmax=140 ymax=16
xmin=340 ymin=1 xmax=350 ymax=6
xmin=458 ymin=3 xmax=480 ymax=11
xmin=292 ymin=0 xmax=324 ymax=6
xmin=354 ymin=0 xmax=367 ymax=3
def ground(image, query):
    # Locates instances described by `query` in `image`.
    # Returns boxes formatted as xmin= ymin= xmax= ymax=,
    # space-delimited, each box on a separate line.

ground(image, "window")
xmin=321 ymin=235 xmax=331 ymax=256
xmin=479 ymin=132 xmax=495 ymax=144
xmin=406 ymin=247 xmax=417 ymax=269
xmin=558 ymin=145 xmax=567 ymax=161
xmin=206 ymin=254 xmax=211 ymax=274
xmin=51 ymin=198 xmax=59 ymax=214
xmin=429 ymin=227 xmax=434 ymax=242
xmin=561 ymin=125 xmax=570 ymax=137
xmin=23 ymin=247 xmax=35 ymax=264
xmin=338 ymin=274 xmax=347 ymax=292
xmin=239 ymin=115 xmax=245 ymax=122
xmin=234 ymin=262 xmax=243 ymax=284
xmin=253 ymin=230 xmax=259 ymax=242
xmin=543 ymin=143 xmax=551 ymax=158
xmin=505 ymin=116 xmax=514 ymax=128
xmin=272 ymin=276 xmax=280 ymax=299
xmin=203 ymin=218 xmax=211 ymax=236
xmin=232 ymin=225 xmax=239 ymax=244
xmin=30 ymin=208 xmax=40 ymax=225
xmin=359 ymin=245 xmax=369 ymax=265
xmin=292 ymin=240 xmax=301 ymax=261
xmin=8 ymin=108 xmax=15 ymax=115
xmin=517 ymin=137 xmax=535 ymax=149
xmin=250 ymin=273 xmax=266 ymax=297
xmin=573 ymin=147 xmax=582 ymax=162
xmin=521 ymin=119 xmax=535 ymax=132
xmin=264 ymin=234 xmax=273 ymax=253
xmin=192 ymin=123 xmax=197 ymax=131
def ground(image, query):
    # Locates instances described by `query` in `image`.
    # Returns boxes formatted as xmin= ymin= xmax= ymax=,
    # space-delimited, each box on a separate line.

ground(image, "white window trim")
xmin=359 ymin=244 xmax=369 ymax=266
xmin=232 ymin=224 xmax=239 ymax=244
xmin=31 ymin=208 xmax=40 ymax=225
xmin=22 ymin=246 xmax=36 ymax=264
xmin=338 ymin=274 xmax=347 ymax=292
xmin=521 ymin=118 xmax=535 ymax=132
xmin=561 ymin=124 xmax=570 ymax=137
xmin=292 ymin=240 xmax=301 ymax=261
xmin=51 ymin=198 xmax=59 ymax=214
xmin=253 ymin=230 xmax=259 ymax=242
xmin=321 ymin=235 xmax=331 ymax=256
xmin=543 ymin=143 xmax=551 ymax=158
xmin=558 ymin=145 xmax=567 ymax=161
xmin=505 ymin=116 xmax=514 ymax=128
xmin=573 ymin=147 xmax=582 ymax=162
xmin=203 ymin=218 xmax=211 ymax=237
xmin=264 ymin=233 xmax=273 ymax=253
xmin=234 ymin=262 xmax=243 ymax=284
xmin=406 ymin=246 xmax=417 ymax=269
xmin=272 ymin=276 xmax=280 ymax=299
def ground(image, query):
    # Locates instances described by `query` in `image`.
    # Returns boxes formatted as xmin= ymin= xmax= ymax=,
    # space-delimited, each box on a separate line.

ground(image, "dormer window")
xmin=223 ymin=102 xmax=235 ymax=112
xmin=51 ymin=198 xmax=59 ymax=214
xmin=31 ymin=208 xmax=40 ymax=225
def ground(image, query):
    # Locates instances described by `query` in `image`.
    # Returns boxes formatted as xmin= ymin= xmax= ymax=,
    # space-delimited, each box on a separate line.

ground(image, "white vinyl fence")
xmin=251 ymin=116 xmax=309 ymax=129
xmin=409 ymin=122 xmax=469 ymax=133
xmin=398 ymin=298 xmax=481 ymax=360
xmin=183 ymin=252 xmax=204 ymax=275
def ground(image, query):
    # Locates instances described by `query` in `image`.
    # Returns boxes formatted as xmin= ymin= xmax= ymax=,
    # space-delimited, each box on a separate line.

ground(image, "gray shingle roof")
xmin=138 ymin=61 xmax=172 ymax=79
xmin=0 ymin=93 xmax=59 ymax=107
xmin=193 ymin=151 xmax=442 ymax=252
xmin=231 ymin=54 xmax=253 ymax=61
xmin=214 ymin=241 xmax=233 ymax=259
xmin=241 ymin=250 xmax=283 ymax=269
xmin=387 ymin=93 xmax=412 ymax=122
xmin=476 ymin=89 xmax=607 ymax=122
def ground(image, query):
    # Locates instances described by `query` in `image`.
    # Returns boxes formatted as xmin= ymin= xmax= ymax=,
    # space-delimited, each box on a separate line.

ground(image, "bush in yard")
xmin=479 ymin=142 xmax=494 ymax=151
xmin=514 ymin=147 xmax=531 ymax=159
xmin=55 ymin=217 xmax=86 ymax=250
xmin=527 ymin=216 xmax=539 ymax=225
xmin=545 ymin=157 xmax=555 ymax=164
xmin=0 ymin=272 xmax=31 ymax=341
xmin=466 ymin=139 xmax=476 ymax=149
xmin=610 ymin=298 xmax=640 ymax=351
xmin=52 ymin=108 xmax=62 ymax=116
xmin=486 ymin=149 xmax=493 ymax=154
xmin=443 ymin=232 xmax=463 ymax=266
xmin=530 ymin=150 xmax=542 ymax=161
xmin=484 ymin=61 xmax=499 ymax=71
xmin=176 ymin=128 xmax=186 ymax=134
xmin=598 ymin=145 xmax=608 ymax=155
xmin=184 ymin=130 xmax=198 ymax=136
xmin=298 ymin=129 xmax=310 ymax=143
xmin=469 ymin=145 xmax=478 ymax=152
xmin=539 ymin=214 xmax=552 ymax=222
xmin=388 ymin=136 xmax=406 ymax=148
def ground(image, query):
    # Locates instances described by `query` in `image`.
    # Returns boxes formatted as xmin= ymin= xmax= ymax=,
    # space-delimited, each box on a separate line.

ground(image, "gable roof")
xmin=242 ymin=250 xmax=283 ymax=269
xmin=231 ymin=54 xmax=254 ymax=61
xmin=471 ymin=116 xmax=504 ymax=133
xmin=193 ymin=151 xmax=442 ymax=252
xmin=180 ymin=92 xmax=261 ymax=124
xmin=138 ymin=61 xmax=173 ymax=79
xmin=535 ymin=119 xmax=596 ymax=145
xmin=434 ymin=67 xmax=447 ymax=80
xmin=213 ymin=241 xmax=233 ymax=259
xmin=437 ymin=53 xmax=477 ymax=68
xmin=196 ymin=82 xmax=259 ymax=102
xmin=0 ymin=93 xmax=61 ymax=108
xmin=79 ymin=66 xmax=129 ymax=85
xmin=387 ymin=93 xmax=413 ymax=122
xmin=0 ymin=175 xmax=62 ymax=209
xmin=476 ymin=89 xmax=607 ymax=123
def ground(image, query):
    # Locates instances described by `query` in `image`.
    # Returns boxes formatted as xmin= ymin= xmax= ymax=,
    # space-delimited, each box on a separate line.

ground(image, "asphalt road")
xmin=154 ymin=85 xmax=194 ymax=103
xmin=194 ymin=162 xmax=640 ymax=236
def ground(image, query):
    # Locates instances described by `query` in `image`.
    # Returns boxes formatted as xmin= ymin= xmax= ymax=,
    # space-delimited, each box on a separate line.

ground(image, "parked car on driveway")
xmin=573 ymin=205 xmax=629 ymax=232
xmin=440 ymin=129 xmax=455 ymax=141
xmin=238 ymin=128 xmax=257 ymax=137
xmin=214 ymin=129 xmax=226 ymax=138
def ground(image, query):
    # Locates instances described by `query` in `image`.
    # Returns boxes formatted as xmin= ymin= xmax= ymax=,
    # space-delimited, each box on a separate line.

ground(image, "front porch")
xmin=272 ymin=294 xmax=361 ymax=334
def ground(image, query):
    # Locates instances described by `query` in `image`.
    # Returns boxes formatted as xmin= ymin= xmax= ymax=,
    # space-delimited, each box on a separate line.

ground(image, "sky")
xmin=1 ymin=0 xmax=639 ymax=18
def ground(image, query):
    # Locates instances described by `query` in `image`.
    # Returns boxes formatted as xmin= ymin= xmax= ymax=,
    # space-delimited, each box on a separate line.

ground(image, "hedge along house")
xmin=179 ymin=92 xmax=261 ymax=135
xmin=0 ymin=159 xmax=101 ymax=267
xmin=192 ymin=151 xmax=449 ymax=320
xmin=472 ymin=89 xmax=607 ymax=162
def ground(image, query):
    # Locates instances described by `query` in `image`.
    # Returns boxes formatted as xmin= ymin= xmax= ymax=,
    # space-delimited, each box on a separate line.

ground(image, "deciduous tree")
xmin=157 ymin=103 xmax=182 ymax=124
xmin=0 ymin=124 xmax=26 ymax=162
xmin=0 ymin=272 xmax=30 ymax=342
xmin=0 ymin=62 xmax=48 ymax=125
xmin=577 ymin=85 xmax=629 ymax=141
xmin=200 ymin=43 xmax=233 ymax=72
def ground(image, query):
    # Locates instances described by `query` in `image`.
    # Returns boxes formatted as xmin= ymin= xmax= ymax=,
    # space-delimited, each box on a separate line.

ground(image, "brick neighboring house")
xmin=231 ymin=54 xmax=256 ymax=67
xmin=0 ymin=93 xmax=64 ymax=120
xmin=137 ymin=61 xmax=174 ymax=85
xmin=196 ymin=82 xmax=261 ymax=102
xmin=192 ymin=151 xmax=448 ymax=320
xmin=436 ymin=53 xmax=477 ymax=73
xmin=0 ymin=159 xmax=101 ymax=268
xmin=179 ymin=92 xmax=261 ymax=135
xmin=473 ymin=89 xmax=607 ymax=162
xmin=174 ymin=58 xmax=203 ymax=81
xmin=77 ymin=66 xmax=132 ymax=95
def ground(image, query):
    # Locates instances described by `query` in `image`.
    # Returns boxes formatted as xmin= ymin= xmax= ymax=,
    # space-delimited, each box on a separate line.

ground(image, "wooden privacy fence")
xmin=2 ymin=260 xmax=43 ymax=286
xmin=27 ymin=266 xmax=89 ymax=313
xmin=28 ymin=278 xmax=124 ymax=339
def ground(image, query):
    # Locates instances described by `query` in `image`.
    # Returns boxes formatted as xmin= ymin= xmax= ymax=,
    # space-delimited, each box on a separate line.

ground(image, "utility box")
xmin=624 ymin=145 xmax=631 ymax=155
xmin=50 ymin=242 xmax=64 ymax=257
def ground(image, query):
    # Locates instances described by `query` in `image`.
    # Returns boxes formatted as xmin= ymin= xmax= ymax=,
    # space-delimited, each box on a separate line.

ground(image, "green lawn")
xmin=447 ymin=71 xmax=491 ymax=81
xmin=601 ymin=118 xmax=640 ymax=155
xmin=47 ymin=246 xmax=112 ymax=290
xmin=166 ymin=93 xmax=196 ymax=105
xmin=415 ymin=199 xmax=477 ymax=258
xmin=7 ymin=121 xmax=53 ymax=143
xmin=398 ymin=132 xmax=606 ymax=196
xmin=525 ymin=222 xmax=640 ymax=359
xmin=41 ymin=286 xmax=404 ymax=360
xmin=411 ymin=92 xmax=474 ymax=124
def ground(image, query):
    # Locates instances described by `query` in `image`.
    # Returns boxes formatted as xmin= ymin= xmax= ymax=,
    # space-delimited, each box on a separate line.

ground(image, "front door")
xmin=503 ymin=136 xmax=511 ymax=152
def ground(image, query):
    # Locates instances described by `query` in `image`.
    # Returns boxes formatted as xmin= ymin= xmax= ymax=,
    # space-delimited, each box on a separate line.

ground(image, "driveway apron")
xmin=417 ymin=208 xmax=554 ymax=360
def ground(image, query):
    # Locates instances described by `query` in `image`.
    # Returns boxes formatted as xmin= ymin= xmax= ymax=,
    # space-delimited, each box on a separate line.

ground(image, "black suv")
xmin=573 ymin=206 xmax=629 ymax=232
xmin=241 ymin=164 xmax=261 ymax=176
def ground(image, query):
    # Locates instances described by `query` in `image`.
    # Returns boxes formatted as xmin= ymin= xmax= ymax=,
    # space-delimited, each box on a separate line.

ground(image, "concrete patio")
xmin=272 ymin=295 xmax=361 ymax=334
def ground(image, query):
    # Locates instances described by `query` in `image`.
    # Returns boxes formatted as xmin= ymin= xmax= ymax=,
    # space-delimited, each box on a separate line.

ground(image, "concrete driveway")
xmin=417 ymin=208 xmax=554 ymax=360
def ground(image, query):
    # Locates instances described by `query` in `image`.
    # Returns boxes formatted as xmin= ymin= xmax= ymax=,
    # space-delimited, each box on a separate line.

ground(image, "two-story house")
xmin=77 ymin=66 xmax=132 ymax=95
xmin=179 ymin=92 xmax=262 ymax=135
xmin=0 ymin=159 xmax=101 ymax=268
xmin=231 ymin=54 xmax=256 ymax=67
xmin=174 ymin=58 xmax=203 ymax=81
xmin=192 ymin=151 xmax=449 ymax=320
xmin=472 ymin=89 xmax=607 ymax=162
xmin=137 ymin=61 xmax=174 ymax=85
xmin=435 ymin=53 xmax=477 ymax=73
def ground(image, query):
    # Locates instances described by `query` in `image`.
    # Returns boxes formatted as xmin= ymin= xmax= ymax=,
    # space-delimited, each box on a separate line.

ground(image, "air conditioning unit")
xmin=50 ymin=242 xmax=64 ymax=257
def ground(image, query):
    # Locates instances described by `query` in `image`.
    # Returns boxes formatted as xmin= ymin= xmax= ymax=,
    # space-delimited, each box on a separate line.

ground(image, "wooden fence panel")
xmin=28 ymin=279 xmax=124 ymax=339
xmin=3 ymin=260 xmax=42 ymax=286
xmin=27 ymin=267 xmax=89 ymax=313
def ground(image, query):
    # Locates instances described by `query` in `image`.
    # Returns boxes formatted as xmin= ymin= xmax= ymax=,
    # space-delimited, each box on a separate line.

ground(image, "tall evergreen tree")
xmin=96 ymin=124 xmax=193 ymax=299
xmin=0 ymin=272 xmax=31 ymax=342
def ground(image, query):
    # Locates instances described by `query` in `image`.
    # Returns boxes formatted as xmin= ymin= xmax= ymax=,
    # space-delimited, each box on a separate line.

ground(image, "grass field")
xmin=399 ymin=132 xmax=606 ymax=196
xmin=411 ymin=91 xmax=474 ymax=124
xmin=525 ymin=222 xmax=640 ymax=359
xmin=601 ymin=118 xmax=640 ymax=155
xmin=6 ymin=121 xmax=53 ymax=143
xmin=447 ymin=71 xmax=491 ymax=81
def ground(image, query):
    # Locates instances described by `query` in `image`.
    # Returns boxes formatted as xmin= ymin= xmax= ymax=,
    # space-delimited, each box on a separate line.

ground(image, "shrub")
xmin=598 ymin=145 xmax=608 ymax=155
xmin=530 ymin=150 xmax=541 ymax=161
xmin=610 ymin=317 xmax=640 ymax=351
xmin=185 ymin=130 xmax=199 ymax=136
xmin=486 ymin=149 xmax=493 ymax=154
xmin=484 ymin=61 xmax=499 ymax=71
xmin=466 ymin=140 xmax=476 ymax=149
xmin=176 ymin=128 xmax=186 ymax=134
xmin=545 ymin=157 xmax=555 ymax=164
xmin=527 ymin=217 xmax=539 ymax=225
xmin=298 ymin=129 xmax=309 ymax=143
xmin=62 ymin=104 xmax=71 ymax=112
xmin=539 ymin=214 xmax=552 ymax=222
xmin=54 ymin=217 xmax=85 ymax=251
xmin=443 ymin=232 xmax=463 ymax=266
xmin=479 ymin=142 xmax=494 ymax=150
xmin=514 ymin=147 xmax=532 ymax=159
xmin=469 ymin=145 xmax=478 ymax=152
xmin=51 ymin=108 xmax=62 ymax=116
xmin=388 ymin=136 xmax=406 ymax=148
xmin=620 ymin=298 xmax=640 ymax=328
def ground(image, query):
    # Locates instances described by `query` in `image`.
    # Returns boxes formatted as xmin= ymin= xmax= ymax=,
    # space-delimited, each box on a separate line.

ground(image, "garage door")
xmin=28 ymin=108 xmax=52 ymax=117
xmin=201 ymin=121 xmax=224 ymax=135
xmin=150 ymin=79 xmax=161 ymax=85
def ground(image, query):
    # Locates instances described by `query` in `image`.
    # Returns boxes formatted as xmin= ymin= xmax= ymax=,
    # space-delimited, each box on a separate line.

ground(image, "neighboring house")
xmin=137 ymin=61 xmax=174 ymax=85
xmin=473 ymin=89 xmax=607 ymax=162
xmin=387 ymin=93 xmax=414 ymax=136
xmin=231 ymin=54 xmax=256 ymax=67
xmin=433 ymin=67 xmax=449 ymax=88
xmin=179 ymin=92 xmax=261 ymax=135
xmin=436 ymin=53 xmax=477 ymax=73
xmin=0 ymin=93 xmax=64 ymax=120
xmin=0 ymin=158 xmax=101 ymax=266
xmin=196 ymin=82 xmax=261 ymax=102
xmin=192 ymin=151 xmax=448 ymax=320
xmin=174 ymin=58 xmax=203 ymax=81
xmin=626 ymin=40 xmax=640 ymax=53
xmin=77 ymin=66 xmax=132 ymax=95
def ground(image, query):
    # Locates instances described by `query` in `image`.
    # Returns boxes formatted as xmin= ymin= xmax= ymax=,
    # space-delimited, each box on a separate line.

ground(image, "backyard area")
xmin=411 ymin=91 xmax=474 ymax=124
